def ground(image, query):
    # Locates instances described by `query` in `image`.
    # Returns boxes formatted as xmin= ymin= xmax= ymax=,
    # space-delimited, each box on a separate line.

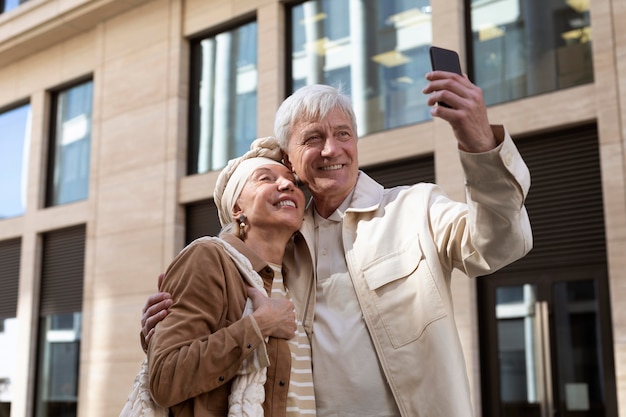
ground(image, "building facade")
xmin=0 ymin=0 xmax=624 ymax=416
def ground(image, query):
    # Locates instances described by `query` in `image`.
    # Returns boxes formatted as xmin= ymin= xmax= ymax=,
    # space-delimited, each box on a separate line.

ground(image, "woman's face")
xmin=233 ymin=163 xmax=305 ymax=234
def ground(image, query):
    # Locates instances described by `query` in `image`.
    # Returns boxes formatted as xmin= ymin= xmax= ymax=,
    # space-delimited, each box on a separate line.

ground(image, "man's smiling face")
xmin=285 ymin=107 xmax=359 ymax=217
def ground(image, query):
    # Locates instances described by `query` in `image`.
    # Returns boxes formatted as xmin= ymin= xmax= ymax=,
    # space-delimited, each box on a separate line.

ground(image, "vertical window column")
xmin=0 ymin=103 xmax=31 ymax=219
xmin=188 ymin=21 xmax=258 ymax=174
xmin=0 ymin=238 xmax=21 ymax=417
xmin=46 ymin=80 xmax=93 ymax=207
xmin=35 ymin=225 xmax=85 ymax=417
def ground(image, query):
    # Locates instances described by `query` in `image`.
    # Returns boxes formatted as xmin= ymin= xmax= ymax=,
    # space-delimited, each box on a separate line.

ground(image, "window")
xmin=0 ymin=103 xmax=31 ymax=219
xmin=289 ymin=0 xmax=433 ymax=136
xmin=0 ymin=238 xmax=20 ymax=417
xmin=1 ymin=0 xmax=29 ymax=14
xmin=46 ymin=80 xmax=93 ymax=206
xmin=188 ymin=21 xmax=258 ymax=174
xmin=469 ymin=0 xmax=593 ymax=106
xmin=35 ymin=226 xmax=85 ymax=417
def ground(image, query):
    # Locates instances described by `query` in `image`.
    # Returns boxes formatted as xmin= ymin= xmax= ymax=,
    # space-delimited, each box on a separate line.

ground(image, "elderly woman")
xmin=147 ymin=137 xmax=315 ymax=417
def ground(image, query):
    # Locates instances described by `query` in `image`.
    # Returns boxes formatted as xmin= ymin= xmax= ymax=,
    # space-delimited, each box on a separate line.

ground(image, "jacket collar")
xmin=300 ymin=171 xmax=383 ymax=242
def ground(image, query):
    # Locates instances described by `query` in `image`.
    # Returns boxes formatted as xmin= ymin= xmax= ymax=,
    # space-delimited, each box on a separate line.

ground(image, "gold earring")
xmin=238 ymin=214 xmax=246 ymax=240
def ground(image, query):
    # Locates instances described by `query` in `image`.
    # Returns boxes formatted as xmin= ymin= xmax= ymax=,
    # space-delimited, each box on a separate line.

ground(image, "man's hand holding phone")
xmin=428 ymin=46 xmax=463 ymax=108
xmin=424 ymin=46 xmax=497 ymax=153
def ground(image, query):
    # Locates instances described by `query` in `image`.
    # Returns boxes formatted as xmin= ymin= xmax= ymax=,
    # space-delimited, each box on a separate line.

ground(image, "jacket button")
xmin=247 ymin=343 xmax=252 ymax=349
xmin=279 ymin=380 xmax=286 ymax=387
xmin=219 ymin=376 xmax=225 ymax=382
xmin=265 ymin=267 xmax=272 ymax=274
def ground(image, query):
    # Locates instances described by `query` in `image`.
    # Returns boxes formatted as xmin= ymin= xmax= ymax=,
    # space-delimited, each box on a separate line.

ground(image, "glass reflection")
xmin=35 ymin=313 xmax=81 ymax=417
xmin=470 ymin=0 xmax=593 ymax=106
xmin=290 ymin=0 xmax=433 ymax=136
xmin=553 ymin=280 xmax=605 ymax=416
xmin=189 ymin=21 xmax=258 ymax=174
xmin=496 ymin=284 xmax=542 ymax=416
xmin=48 ymin=81 xmax=93 ymax=206
xmin=0 ymin=104 xmax=31 ymax=219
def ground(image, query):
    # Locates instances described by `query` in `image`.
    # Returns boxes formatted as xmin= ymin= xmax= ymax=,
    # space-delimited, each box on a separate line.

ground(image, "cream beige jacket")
xmin=285 ymin=127 xmax=533 ymax=417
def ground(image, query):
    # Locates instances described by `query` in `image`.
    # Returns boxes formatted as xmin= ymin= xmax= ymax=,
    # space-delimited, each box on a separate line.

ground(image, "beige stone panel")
xmin=0 ymin=65 xmax=19 ymax=105
xmin=0 ymin=0 xmax=155 ymax=65
xmin=58 ymin=28 xmax=97 ymax=80
xmin=89 ymin=226 xmax=167 ymax=298
xmin=80 ymin=294 xmax=153 ymax=417
xmin=183 ymin=0 xmax=265 ymax=36
xmin=358 ymin=121 xmax=435 ymax=167
xmin=94 ymin=167 xmax=167 ymax=237
xmin=601 ymin=143 xmax=626 ymax=240
xmin=257 ymin=1 xmax=284 ymax=136
xmin=92 ymin=351 xmax=149 ymax=417
xmin=179 ymin=171 xmax=219 ymax=204
xmin=99 ymin=41 xmax=169 ymax=120
xmin=98 ymin=101 xmax=168 ymax=177
xmin=31 ymin=201 xmax=90 ymax=232
xmin=102 ymin=0 xmax=170 ymax=62
xmin=613 ymin=343 xmax=626 ymax=417
xmin=607 ymin=241 xmax=626 ymax=335
xmin=487 ymin=85 xmax=597 ymax=138
xmin=13 ymin=47 xmax=63 ymax=94
xmin=430 ymin=0 xmax=463 ymax=56
xmin=184 ymin=0 xmax=233 ymax=36
xmin=0 ymin=217 xmax=24 ymax=240
xmin=10 ymin=32 xmax=95 ymax=95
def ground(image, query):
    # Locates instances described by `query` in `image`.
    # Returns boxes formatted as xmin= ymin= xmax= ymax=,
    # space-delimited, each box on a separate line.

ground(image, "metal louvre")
xmin=497 ymin=123 xmax=605 ymax=273
xmin=362 ymin=154 xmax=435 ymax=187
xmin=40 ymin=225 xmax=85 ymax=316
xmin=0 ymin=238 xmax=21 ymax=320
xmin=186 ymin=200 xmax=221 ymax=245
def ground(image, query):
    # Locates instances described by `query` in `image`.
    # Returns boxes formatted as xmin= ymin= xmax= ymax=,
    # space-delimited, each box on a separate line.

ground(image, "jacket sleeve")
xmin=429 ymin=126 xmax=533 ymax=277
xmin=147 ymin=240 xmax=268 ymax=407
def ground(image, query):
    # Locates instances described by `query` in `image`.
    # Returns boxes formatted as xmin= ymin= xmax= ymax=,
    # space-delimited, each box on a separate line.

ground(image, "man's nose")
xmin=321 ymin=137 xmax=339 ymax=156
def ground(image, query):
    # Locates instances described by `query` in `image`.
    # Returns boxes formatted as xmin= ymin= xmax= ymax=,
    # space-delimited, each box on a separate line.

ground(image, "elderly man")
xmin=142 ymin=71 xmax=532 ymax=417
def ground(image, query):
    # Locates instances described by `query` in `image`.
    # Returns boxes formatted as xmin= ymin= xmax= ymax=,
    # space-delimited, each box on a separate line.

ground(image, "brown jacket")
xmin=148 ymin=233 xmax=291 ymax=417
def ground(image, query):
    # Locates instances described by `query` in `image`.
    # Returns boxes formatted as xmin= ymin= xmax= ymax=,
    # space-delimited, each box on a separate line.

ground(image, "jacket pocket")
xmin=362 ymin=239 xmax=447 ymax=347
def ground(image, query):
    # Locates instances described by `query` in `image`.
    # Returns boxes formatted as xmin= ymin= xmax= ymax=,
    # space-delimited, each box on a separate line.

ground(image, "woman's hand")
xmin=248 ymin=287 xmax=297 ymax=340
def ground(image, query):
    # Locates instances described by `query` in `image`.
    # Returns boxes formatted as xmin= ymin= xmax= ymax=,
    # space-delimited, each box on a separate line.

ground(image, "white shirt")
xmin=311 ymin=195 xmax=400 ymax=417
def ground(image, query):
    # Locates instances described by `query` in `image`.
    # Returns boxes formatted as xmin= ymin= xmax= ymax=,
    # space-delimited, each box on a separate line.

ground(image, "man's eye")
xmin=305 ymin=135 xmax=322 ymax=143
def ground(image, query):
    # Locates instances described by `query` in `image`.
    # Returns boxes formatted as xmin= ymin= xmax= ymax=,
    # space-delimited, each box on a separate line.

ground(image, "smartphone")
xmin=429 ymin=46 xmax=462 ymax=108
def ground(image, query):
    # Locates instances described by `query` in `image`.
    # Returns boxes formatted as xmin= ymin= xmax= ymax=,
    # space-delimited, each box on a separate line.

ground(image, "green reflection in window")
xmin=470 ymin=0 xmax=593 ymax=106
xmin=290 ymin=0 xmax=433 ymax=137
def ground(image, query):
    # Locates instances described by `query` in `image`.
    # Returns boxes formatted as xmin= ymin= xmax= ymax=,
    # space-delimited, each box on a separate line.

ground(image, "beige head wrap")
xmin=214 ymin=136 xmax=284 ymax=227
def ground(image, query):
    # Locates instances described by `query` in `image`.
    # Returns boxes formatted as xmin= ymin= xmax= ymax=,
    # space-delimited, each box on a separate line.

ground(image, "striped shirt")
xmin=269 ymin=263 xmax=316 ymax=416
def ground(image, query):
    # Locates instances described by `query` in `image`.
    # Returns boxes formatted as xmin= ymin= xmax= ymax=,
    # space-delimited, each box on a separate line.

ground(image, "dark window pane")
xmin=188 ymin=21 xmax=258 ymax=174
xmin=289 ymin=0 xmax=433 ymax=136
xmin=470 ymin=0 xmax=593 ymax=105
xmin=47 ymin=81 xmax=93 ymax=206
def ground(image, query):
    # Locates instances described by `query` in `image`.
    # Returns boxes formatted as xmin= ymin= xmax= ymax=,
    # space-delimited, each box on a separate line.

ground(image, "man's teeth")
xmin=321 ymin=164 xmax=342 ymax=171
